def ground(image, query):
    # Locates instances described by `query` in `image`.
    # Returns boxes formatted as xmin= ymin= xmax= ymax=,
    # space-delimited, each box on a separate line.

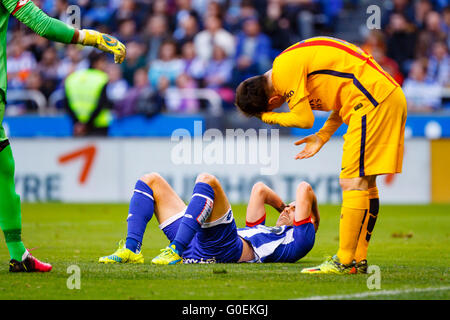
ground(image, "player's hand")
xmin=294 ymin=134 xmax=325 ymax=160
xmin=80 ymin=29 xmax=126 ymax=64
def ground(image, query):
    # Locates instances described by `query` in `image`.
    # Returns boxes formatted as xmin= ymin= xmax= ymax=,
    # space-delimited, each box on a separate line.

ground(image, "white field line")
xmin=296 ymin=286 xmax=450 ymax=300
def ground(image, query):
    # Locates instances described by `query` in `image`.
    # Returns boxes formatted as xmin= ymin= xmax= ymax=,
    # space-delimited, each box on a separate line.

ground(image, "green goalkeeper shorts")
xmin=0 ymin=96 xmax=6 ymax=141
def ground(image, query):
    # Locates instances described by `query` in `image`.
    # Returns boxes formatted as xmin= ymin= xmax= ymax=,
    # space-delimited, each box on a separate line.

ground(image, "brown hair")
xmin=235 ymin=75 xmax=270 ymax=117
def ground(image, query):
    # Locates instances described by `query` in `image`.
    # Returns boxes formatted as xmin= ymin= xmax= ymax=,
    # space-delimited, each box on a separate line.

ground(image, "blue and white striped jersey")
xmin=237 ymin=222 xmax=315 ymax=263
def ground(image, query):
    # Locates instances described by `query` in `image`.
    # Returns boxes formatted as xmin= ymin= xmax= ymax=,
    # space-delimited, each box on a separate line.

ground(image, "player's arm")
xmin=294 ymin=182 xmax=320 ymax=232
xmin=310 ymin=189 xmax=320 ymax=232
xmin=246 ymin=182 xmax=286 ymax=226
xmin=293 ymin=110 xmax=343 ymax=160
xmin=315 ymin=110 xmax=343 ymax=143
xmin=4 ymin=0 xmax=125 ymax=63
xmin=260 ymin=98 xmax=314 ymax=129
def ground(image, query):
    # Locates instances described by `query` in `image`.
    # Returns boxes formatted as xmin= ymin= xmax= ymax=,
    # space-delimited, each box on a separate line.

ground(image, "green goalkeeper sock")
xmin=0 ymin=142 xmax=26 ymax=261
xmin=4 ymin=230 xmax=26 ymax=261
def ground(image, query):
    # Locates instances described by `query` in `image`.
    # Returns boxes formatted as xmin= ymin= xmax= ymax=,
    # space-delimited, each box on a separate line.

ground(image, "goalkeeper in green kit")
xmin=0 ymin=0 xmax=126 ymax=272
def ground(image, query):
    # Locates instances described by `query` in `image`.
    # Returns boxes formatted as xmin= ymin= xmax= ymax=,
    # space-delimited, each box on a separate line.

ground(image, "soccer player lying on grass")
xmin=99 ymin=172 xmax=319 ymax=264
xmin=235 ymin=36 xmax=407 ymax=274
xmin=1 ymin=0 xmax=125 ymax=272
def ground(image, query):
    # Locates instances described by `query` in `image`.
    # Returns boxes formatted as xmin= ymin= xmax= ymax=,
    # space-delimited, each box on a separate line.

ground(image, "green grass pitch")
xmin=0 ymin=203 xmax=449 ymax=300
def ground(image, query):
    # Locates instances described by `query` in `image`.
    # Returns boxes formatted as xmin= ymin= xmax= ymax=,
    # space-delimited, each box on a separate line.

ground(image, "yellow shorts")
xmin=340 ymin=87 xmax=407 ymax=179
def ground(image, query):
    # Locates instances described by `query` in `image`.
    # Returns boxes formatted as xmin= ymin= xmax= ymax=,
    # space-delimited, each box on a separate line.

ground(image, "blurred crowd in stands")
xmin=363 ymin=0 xmax=449 ymax=112
xmin=5 ymin=0 xmax=450 ymax=118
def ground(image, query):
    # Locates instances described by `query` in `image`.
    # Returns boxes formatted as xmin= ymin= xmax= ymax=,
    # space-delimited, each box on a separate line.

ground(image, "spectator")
xmin=205 ymin=45 xmax=233 ymax=89
xmin=443 ymin=7 xmax=450 ymax=48
xmin=382 ymin=0 xmax=415 ymax=28
xmin=116 ymin=18 xmax=140 ymax=44
xmin=263 ymin=0 xmax=296 ymax=54
xmin=82 ymin=0 xmax=113 ymax=27
xmin=386 ymin=13 xmax=417 ymax=75
xmin=28 ymin=34 xmax=50 ymax=63
xmin=426 ymin=40 xmax=450 ymax=86
xmin=225 ymin=0 xmax=257 ymax=34
xmin=194 ymin=15 xmax=235 ymax=61
xmin=206 ymin=0 xmax=225 ymax=20
xmin=62 ymin=52 xmax=113 ymax=136
xmin=174 ymin=13 xmax=199 ymax=47
xmin=232 ymin=17 xmax=271 ymax=86
xmin=144 ymin=15 xmax=170 ymax=62
xmin=166 ymin=73 xmax=200 ymax=114
xmin=174 ymin=0 xmax=199 ymax=39
xmin=106 ymin=63 xmax=129 ymax=104
xmin=319 ymin=0 xmax=343 ymax=32
xmin=363 ymin=30 xmax=404 ymax=85
xmin=152 ymin=0 xmax=172 ymax=20
xmin=371 ymin=46 xmax=404 ymax=85
xmin=403 ymin=59 xmax=442 ymax=112
xmin=51 ymin=0 xmax=70 ymax=22
xmin=414 ymin=0 xmax=433 ymax=29
xmin=24 ymin=71 xmax=44 ymax=112
xmin=180 ymin=41 xmax=206 ymax=81
xmin=36 ymin=46 xmax=61 ymax=97
xmin=57 ymin=45 xmax=89 ymax=79
xmin=6 ymin=40 xmax=37 ymax=89
xmin=116 ymin=68 xmax=163 ymax=118
xmin=362 ymin=30 xmax=386 ymax=55
xmin=191 ymin=0 xmax=212 ymax=17
xmin=204 ymin=45 xmax=235 ymax=104
xmin=283 ymin=0 xmax=318 ymax=40
xmin=37 ymin=47 xmax=60 ymax=81
xmin=121 ymin=41 xmax=146 ymax=86
xmin=416 ymin=11 xmax=447 ymax=58
xmin=110 ymin=0 xmax=146 ymax=32
xmin=148 ymin=39 xmax=184 ymax=89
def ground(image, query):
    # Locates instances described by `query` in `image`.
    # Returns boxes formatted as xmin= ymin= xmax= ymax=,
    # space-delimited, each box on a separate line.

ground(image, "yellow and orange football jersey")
xmin=263 ymin=36 xmax=400 ymax=126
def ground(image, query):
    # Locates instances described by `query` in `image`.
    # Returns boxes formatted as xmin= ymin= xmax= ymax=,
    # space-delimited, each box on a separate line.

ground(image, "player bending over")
xmin=235 ymin=36 xmax=407 ymax=274
xmin=1 ymin=0 xmax=126 ymax=272
xmin=99 ymin=173 xmax=319 ymax=264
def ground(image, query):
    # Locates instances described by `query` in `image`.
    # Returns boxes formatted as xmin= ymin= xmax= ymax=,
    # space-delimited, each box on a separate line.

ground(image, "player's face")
xmin=276 ymin=202 xmax=296 ymax=226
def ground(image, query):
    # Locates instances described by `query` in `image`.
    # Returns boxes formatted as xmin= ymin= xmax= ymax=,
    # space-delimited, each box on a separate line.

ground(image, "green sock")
xmin=4 ymin=230 xmax=26 ymax=261
xmin=0 ymin=143 xmax=27 ymax=261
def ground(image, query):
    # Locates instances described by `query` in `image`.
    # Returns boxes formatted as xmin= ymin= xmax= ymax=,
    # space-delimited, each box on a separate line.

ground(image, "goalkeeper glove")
xmin=78 ymin=29 xmax=126 ymax=64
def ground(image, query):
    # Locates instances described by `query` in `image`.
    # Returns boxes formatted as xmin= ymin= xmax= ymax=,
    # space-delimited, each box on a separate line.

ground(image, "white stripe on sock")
xmin=192 ymin=193 xmax=213 ymax=203
xmin=134 ymin=189 xmax=154 ymax=200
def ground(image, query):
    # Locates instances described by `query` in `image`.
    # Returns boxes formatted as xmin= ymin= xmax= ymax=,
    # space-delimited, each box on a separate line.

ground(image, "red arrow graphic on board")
xmin=58 ymin=145 xmax=97 ymax=185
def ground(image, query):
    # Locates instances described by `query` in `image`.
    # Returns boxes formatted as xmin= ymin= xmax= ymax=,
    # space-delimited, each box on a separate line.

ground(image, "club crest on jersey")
xmin=12 ymin=0 xmax=30 ymax=15
xmin=102 ymin=35 xmax=118 ymax=46
xmin=309 ymin=98 xmax=323 ymax=109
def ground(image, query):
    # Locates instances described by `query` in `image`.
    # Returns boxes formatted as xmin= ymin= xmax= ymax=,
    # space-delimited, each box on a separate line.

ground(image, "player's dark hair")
xmin=235 ymin=75 xmax=270 ymax=117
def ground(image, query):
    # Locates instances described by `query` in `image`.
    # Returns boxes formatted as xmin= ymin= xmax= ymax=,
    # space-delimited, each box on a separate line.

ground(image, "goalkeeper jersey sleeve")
xmin=2 ymin=0 xmax=75 ymax=43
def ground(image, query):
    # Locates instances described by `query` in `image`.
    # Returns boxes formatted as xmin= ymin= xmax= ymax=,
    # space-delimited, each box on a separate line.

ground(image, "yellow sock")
xmin=354 ymin=187 xmax=379 ymax=262
xmin=337 ymin=190 xmax=369 ymax=265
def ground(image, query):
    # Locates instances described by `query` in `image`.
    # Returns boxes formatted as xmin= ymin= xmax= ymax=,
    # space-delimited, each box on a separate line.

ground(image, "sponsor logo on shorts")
xmin=354 ymin=103 xmax=363 ymax=111
xmin=183 ymin=257 xmax=216 ymax=264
